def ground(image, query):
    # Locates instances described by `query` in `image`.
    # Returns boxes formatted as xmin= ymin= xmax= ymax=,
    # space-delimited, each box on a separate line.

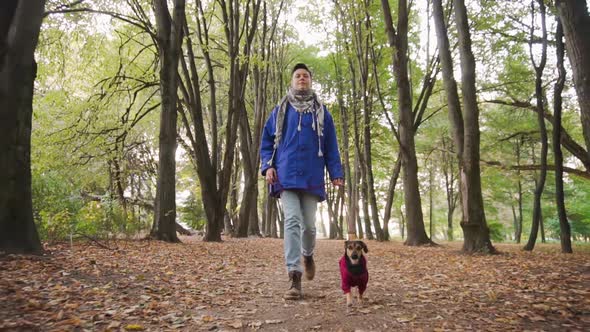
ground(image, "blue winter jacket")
xmin=260 ymin=103 xmax=344 ymax=202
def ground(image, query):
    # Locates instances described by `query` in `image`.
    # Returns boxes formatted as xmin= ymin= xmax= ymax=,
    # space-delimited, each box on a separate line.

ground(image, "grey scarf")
xmin=267 ymin=87 xmax=325 ymax=166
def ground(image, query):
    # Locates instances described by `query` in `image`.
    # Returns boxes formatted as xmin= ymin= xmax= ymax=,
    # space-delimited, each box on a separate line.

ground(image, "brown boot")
xmin=284 ymin=271 xmax=302 ymax=300
xmin=303 ymin=255 xmax=315 ymax=280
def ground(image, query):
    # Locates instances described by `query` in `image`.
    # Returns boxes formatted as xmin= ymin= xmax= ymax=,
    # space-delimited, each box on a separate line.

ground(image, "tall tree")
xmin=150 ymin=0 xmax=185 ymax=242
xmin=332 ymin=0 xmax=365 ymax=240
xmin=552 ymin=18 xmax=573 ymax=253
xmin=357 ymin=0 xmax=384 ymax=241
xmin=381 ymin=0 xmax=431 ymax=245
xmin=524 ymin=0 xmax=548 ymax=252
xmin=433 ymin=0 xmax=495 ymax=252
xmin=177 ymin=0 xmax=228 ymax=242
xmin=0 ymin=0 xmax=45 ymax=254
xmin=453 ymin=0 xmax=495 ymax=253
xmin=225 ymin=0 xmax=262 ymax=238
xmin=555 ymin=0 xmax=590 ymax=160
xmin=330 ymin=32 xmax=355 ymax=239
xmin=349 ymin=54 xmax=369 ymax=239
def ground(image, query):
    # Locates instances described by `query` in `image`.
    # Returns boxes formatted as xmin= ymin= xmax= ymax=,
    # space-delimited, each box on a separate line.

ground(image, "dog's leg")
xmin=357 ymin=290 xmax=363 ymax=306
xmin=346 ymin=292 xmax=353 ymax=307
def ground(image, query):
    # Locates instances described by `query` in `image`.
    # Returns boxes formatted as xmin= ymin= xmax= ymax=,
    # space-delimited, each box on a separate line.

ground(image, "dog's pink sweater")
xmin=339 ymin=255 xmax=368 ymax=295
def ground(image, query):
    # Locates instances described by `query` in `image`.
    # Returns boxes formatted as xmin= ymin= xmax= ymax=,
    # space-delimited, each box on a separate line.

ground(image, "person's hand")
xmin=265 ymin=167 xmax=277 ymax=184
xmin=332 ymin=178 xmax=344 ymax=187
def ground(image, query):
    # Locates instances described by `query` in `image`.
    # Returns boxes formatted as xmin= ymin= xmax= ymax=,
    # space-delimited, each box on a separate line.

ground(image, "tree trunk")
xmin=511 ymin=205 xmax=518 ymax=242
xmin=452 ymin=0 xmax=495 ymax=253
xmin=556 ymin=0 xmax=590 ymax=160
xmin=524 ymin=0 xmax=548 ymax=252
xmin=228 ymin=148 xmax=240 ymax=234
xmin=540 ymin=215 xmax=546 ymax=243
xmin=269 ymin=197 xmax=278 ymax=238
xmin=179 ymin=0 xmax=250 ymax=242
xmin=441 ymin=137 xmax=457 ymax=242
xmin=326 ymin=190 xmax=339 ymax=239
xmin=361 ymin=190 xmax=373 ymax=240
xmin=381 ymin=0 xmax=430 ymax=246
xmin=399 ymin=206 xmax=405 ymax=239
xmin=248 ymin=193 xmax=260 ymax=236
xmin=224 ymin=0 xmax=262 ymax=238
xmin=0 ymin=0 xmax=45 ymax=254
xmin=515 ymin=138 xmax=524 ymax=243
xmin=332 ymin=49 xmax=355 ymax=239
xmin=360 ymin=169 xmax=374 ymax=240
xmin=112 ymin=157 xmax=128 ymax=224
xmin=224 ymin=211 xmax=233 ymax=236
xmin=348 ymin=56 xmax=362 ymax=240
xmin=553 ymin=19 xmax=573 ymax=253
xmin=338 ymin=189 xmax=345 ymax=239
xmin=150 ymin=0 xmax=185 ymax=243
xmin=429 ymin=164 xmax=434 ymax=239
xmin=185 ymin=2 xmax=226 ymax=242
xmin=261 ymin=192 xmax=268 ymax=236
xmin=357 ymin=5 xmax=383 ymax=241
xmin=382 ymin=155 xmax=402 ymax=240
xmin=247 ymin=8 xmax=281 ymax=237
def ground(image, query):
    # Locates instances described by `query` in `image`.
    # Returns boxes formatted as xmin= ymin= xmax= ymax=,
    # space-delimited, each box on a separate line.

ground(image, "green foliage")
xmin=32 ymin=171 xmax=82 ymax=242
xmin=545 ymin=177 xmax=590 ymax=241
xmin=33 ymin=169 xmax=147 ymax=242
xmin=546 ymin=217 xmax=590 ymax=241
xmin=179 ymin=192 xmax=206 ymax=231
xmin=38 ymin=209 xmax=73 ymax=243
xmin=487 ymin=220 xmax=506 ymax=242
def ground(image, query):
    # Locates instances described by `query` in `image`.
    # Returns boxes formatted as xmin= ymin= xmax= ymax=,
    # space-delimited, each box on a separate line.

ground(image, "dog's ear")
xmin=360 ymin=241 xmax=368 ymax=253
xmin=344 ymin=241 xmax=349 ymax=255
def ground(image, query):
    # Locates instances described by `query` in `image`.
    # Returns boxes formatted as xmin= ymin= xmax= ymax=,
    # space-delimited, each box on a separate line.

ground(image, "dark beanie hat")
xmin=292 ymin=63 xmax=312 ymax=77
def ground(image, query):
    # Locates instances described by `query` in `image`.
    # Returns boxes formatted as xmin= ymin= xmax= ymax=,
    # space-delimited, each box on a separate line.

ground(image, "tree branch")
xmin=485 ymin=98 xmax=590 ymax=170
xmin=482 ymin=160 xmax=590 ymax=180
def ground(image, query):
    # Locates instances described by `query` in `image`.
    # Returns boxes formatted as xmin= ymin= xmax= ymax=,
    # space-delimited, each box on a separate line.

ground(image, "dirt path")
xmin=1 ymin=237 xmax=589 ymax=331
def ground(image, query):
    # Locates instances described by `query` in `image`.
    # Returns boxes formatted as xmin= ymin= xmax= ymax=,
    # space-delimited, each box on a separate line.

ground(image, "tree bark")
xmin=429 ymin=163 xmax=434 ymax=239
xmin=0 ymin=0 xmax=45 ymax=254
xmin=514 ymin=137 xmax=524 ymax=243
xmin=269 ymin=196 xmax=278 ymax=238
xmin=228 ymin=150 xmax=240 ymax=234
xmin=381 ymin=0 xmax=431 ymax=246
xmin=433 ymin=0 xmax=465 ymax=244
xmin=150 ymin=0 xmax=185 ymax=243
xmin=452 ymin=0 xmax=495 ymax=253
xmin=382 ymin=155 xmax=402 ymax=240
xmin=555 ymin=0 xmax=590 ymax=160
xmin=553 ymin=19 xmax=573 ymax=253
xmin=360 ymin=170 xmax=373 ymax=240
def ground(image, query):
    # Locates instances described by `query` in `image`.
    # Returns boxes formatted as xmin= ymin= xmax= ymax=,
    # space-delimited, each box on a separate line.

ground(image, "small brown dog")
xmin=339 ymin=240 xmax=369 ymax=307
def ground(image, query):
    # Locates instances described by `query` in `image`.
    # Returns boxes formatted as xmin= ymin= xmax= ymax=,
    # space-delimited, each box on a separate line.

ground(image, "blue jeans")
xmin=281 ymin=190 xmax=318 ymax=273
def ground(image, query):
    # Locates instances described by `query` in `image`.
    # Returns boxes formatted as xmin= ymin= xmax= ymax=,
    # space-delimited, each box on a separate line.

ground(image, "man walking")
xmin=260 ymin=63 xmax=344 ymax=299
